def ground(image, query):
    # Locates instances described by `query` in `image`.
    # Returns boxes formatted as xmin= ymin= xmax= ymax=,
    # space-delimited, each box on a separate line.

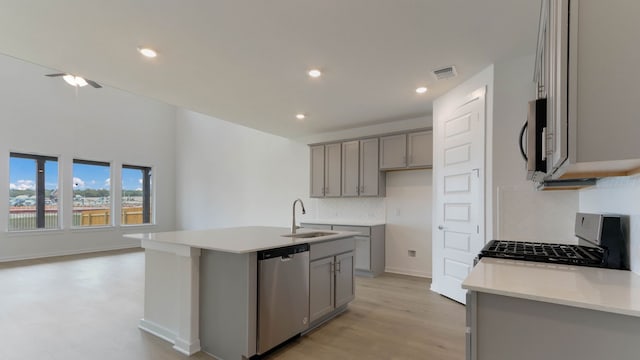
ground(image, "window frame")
xmin=121 ymin=164 xmax=153 ymax=225
xmin=71 ymin=158 xmax=113 ymax=228
xmin=9 ymin=152 xmax=60 ymax=231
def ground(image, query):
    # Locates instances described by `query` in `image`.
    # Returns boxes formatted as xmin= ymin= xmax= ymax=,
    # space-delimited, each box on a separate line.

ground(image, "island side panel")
xmin=475 ymin=293 xmax=640 ymax=360
xmin=200 ymin=250 xmax=257 ymax=360
xmin=141 ymin=249 xmax=180 ymax=340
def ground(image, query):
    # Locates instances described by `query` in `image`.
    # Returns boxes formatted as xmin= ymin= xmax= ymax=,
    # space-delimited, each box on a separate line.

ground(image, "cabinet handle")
xmin=360 ymin=185 xmax=365 ymax=193
xmin=330 ymin=262 xmax=335 ymax=274
xmin=336 ymin=261 xmax=341 ymax=273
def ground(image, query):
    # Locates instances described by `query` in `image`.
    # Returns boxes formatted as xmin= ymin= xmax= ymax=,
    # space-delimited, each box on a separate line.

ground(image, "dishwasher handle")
xmin=258 ymin=243 xmax=310 ymax=261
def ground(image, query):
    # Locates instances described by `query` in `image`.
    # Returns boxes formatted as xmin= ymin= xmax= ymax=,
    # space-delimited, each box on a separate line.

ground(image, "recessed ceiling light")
xmin=416 ymin=86 xmax=428 ymax=94
xmin=308 ymin=69 xmax=322 ymax=78
xmin=138 ymin=47 xmax=158 ymax=58
xmin=63 ymin=74 xmax=88 ymax=87
xmin=296 ymin=113 xmax=306 ymax=120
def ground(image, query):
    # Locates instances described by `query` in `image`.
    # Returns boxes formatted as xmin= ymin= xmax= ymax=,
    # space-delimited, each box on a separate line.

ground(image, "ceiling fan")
xmin=46 ymin=73 xmax=102 ymax=88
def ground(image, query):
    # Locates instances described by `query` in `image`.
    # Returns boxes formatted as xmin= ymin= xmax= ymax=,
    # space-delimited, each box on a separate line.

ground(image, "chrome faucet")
xmin=291 ymin=198 xmax=306 ymax=234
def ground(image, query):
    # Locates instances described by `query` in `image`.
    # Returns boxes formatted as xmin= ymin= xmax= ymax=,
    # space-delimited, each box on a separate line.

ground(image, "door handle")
xmin=438 ymin=225 xmax=447 ymax=231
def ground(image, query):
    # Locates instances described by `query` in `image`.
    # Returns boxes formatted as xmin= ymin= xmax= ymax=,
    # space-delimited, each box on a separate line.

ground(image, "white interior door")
xmin=432 ymin=88 xmax=486 ymax=304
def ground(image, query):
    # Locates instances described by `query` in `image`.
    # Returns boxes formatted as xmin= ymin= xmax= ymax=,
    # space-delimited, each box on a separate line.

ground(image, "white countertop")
xmin=462 ymin=258 xmax=640 ymax=317
xmin=300 ymin=219 xmax=385 ymax=226
xmin=125 ymin=226 xmax=358 ymax=254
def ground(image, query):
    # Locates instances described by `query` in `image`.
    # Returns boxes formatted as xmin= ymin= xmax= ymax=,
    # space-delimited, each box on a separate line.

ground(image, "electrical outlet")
xmin=408 ymin=250 xmax=416 ymax=257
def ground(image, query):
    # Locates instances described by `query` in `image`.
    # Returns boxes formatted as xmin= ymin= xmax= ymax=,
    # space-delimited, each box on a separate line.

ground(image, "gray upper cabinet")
xmin=324 ymin=143 xmax=342 ymax=197
xmin=310 ymin=143 xmax=341 ymax=198
xmin=407 ymin=131 xmax=433 ymax=168
xmin=309 ymin=128 xmax=430 ymax=197
xmin=540 ymin=0 xmax=640 ymax=180
xmin=380 ymin=131 xmax=432 ymax=170
xmin=379 ymin=134 xmax=407 ymax=170
xmin=341 ymin=141 xmax=360 ymax=197
xmin=310 ymin=145 xmax=325 ymax=197
xmin=342 ymin=138 xmax=385 ymax=197
xmin=359 ymin=138 xmax=384 ymax=196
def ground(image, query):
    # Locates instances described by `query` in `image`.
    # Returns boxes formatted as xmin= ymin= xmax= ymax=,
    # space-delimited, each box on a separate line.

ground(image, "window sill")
xmin=5 ymin=228 xmax=65 ymax=237
xmin=70 ymin=226 xmax=116 ymax=233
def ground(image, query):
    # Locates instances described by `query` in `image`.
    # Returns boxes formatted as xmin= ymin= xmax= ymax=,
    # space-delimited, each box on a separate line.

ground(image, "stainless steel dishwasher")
xmin=257 ymin=243 xmax=310 ymax=354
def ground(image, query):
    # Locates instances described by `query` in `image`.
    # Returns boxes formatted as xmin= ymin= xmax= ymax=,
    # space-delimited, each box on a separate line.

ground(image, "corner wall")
xmin=579 ymin=176 xmax=640 ymax=274
xmin=491 ymin=54 xmax=578 ymax=242
xmin=175 ymin=109 xmax=310 ymax=230
xmin=0 ymin=55 xmax=177 ymax=261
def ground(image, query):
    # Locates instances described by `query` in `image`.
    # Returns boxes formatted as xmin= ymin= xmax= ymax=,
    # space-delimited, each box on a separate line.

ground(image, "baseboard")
xmin=0 ymin=244 xmax=141 ymax=263
xmin=384 ymin=266 xmax=431 ymax=278
xmin=139 ymin=318 xmax=177 ymax=344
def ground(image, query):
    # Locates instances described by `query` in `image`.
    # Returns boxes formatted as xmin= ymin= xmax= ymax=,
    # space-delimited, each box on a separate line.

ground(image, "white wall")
xmin=385 ymin=170 xmax=432 ymax=277
xmin=579 ymin=175 xmax=640 ymax=274
xmin=492 ymin=54 xmax=578 ymax=242
xmin=175 ymin=109 xmax=309 ymax=230
xmin=0 ymin=55 xmax=177 ymax=261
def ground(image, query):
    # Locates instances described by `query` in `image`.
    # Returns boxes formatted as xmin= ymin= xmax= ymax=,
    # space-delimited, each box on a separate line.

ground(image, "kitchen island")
xmin=462 ymin=258 xmax=640 ymax=360
xmin=125 ymin=226 xmax=357 ymax=359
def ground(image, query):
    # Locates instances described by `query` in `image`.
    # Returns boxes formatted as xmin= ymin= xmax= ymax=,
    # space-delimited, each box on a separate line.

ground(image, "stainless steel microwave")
xmin=519 ymin=98 xmax=547 ymax=182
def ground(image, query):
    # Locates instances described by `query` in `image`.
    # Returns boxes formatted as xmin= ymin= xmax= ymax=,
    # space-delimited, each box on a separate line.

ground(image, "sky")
xmin=9 ymin=157 xmax=143 ymax=192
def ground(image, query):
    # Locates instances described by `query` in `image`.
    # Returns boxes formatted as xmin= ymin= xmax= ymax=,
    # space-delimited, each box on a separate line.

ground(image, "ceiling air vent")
xmin=432 ymin=66 xmax=457 ymax=80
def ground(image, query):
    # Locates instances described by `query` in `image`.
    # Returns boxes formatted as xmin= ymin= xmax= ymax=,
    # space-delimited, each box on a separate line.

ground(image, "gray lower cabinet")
xmin=309 ymin=256 xmax=335 ymax=322
xmin=466 ymin=291 xmax=640 ymax=360
xmin=309 ymin=238 xmax=356 ymax=324
xmin=303 ymin=223 xmax=385 ymax=277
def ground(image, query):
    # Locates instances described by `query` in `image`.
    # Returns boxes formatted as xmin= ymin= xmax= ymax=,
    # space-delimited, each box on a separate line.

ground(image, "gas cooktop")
xmin=479 ymin=240 xmax=605 ymax=267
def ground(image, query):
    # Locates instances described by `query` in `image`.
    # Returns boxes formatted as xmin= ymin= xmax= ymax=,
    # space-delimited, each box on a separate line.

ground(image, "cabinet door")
xmin=379 ymin=134 xmax=407 ymax=169
xmin=407 ymin=131 xmax=433 ymax=168
xmin=324 ymin=143 xmax=342 ymax=197
xmin=334 ymin=252 xmax=355 ymax=308
xmin=359 ymin=138 xmax=380 ymax=196
xmin=309 ymin=257 xmax=335 ymax=323
xmin=341 ymin=141 xmax=360 ymax=197
xmin=310 ymin=145 xmax=325 ymax=197
xmin=354 ymin=236 xmax=371 ymax=271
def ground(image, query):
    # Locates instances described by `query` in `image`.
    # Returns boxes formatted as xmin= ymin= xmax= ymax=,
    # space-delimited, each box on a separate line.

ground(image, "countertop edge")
xmin=461 ymin=283 xmax=640 ymax=318
xmin=462 ymin=258 xmax=640 ymax=318
xmin=125 ymin=227 xmax=359 ymax=254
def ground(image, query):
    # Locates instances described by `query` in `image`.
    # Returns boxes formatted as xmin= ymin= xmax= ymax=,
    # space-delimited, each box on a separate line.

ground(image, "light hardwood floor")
xmin=0 ymin=249 xmax=464 ymax=360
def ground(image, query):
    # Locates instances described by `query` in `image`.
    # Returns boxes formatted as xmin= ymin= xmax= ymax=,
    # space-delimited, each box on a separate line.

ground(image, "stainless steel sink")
xmin=281 ymin=231 xmax=336 ymax=238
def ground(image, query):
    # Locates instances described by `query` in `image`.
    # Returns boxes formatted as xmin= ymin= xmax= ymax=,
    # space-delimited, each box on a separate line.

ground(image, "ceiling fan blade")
xmin=86 ymin=79 xmax=102 ymax=88
xmin=45 ymin=73 xmax=67 ymax=77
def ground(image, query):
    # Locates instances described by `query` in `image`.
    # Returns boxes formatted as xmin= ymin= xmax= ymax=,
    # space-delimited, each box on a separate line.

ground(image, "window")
xmin=73 ymin=159 xmax=111 ymax=227
xmin=121 ymin=165 xmax=152 ymax=225
xmin=9 ymin=153 xmax=59 ymax=231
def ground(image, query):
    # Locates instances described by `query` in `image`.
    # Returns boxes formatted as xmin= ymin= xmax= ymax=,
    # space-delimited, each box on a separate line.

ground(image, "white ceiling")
xmin=0 ymin=0 xmax=540 ymax=138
